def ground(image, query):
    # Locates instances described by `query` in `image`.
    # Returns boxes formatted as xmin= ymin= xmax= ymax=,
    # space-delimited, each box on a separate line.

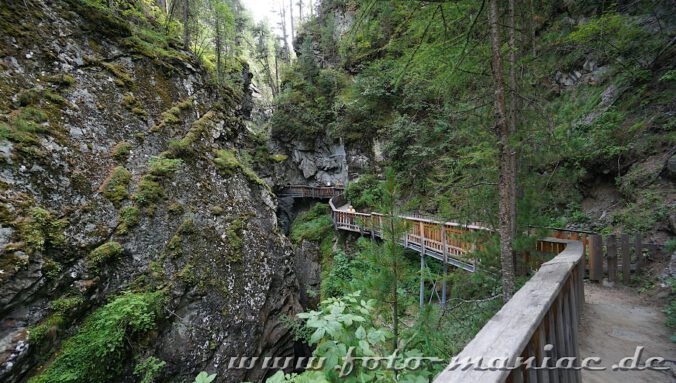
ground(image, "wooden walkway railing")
xmin=278 ymin=184 xmax=344 ymax=199
xmin=434 ymin=239 xmax=585 ymax=383
xmin=328 ymin=193 xmax=489 ymax=272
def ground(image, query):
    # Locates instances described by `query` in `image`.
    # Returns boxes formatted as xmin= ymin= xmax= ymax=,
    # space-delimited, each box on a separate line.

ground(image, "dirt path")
xmin=578 ymin=281 xmax=675 ymax=382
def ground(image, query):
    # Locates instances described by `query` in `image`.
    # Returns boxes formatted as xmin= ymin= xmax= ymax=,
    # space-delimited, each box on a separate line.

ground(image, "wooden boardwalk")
xmin=280 ymin=185 xmax=668 ymax=383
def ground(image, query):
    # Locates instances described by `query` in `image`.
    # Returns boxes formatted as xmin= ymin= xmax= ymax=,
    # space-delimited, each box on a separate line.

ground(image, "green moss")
xmin=148 ymin=156 xmax=182 ymax=177
xmin=167 ymin=202 xmax=184 ymax=216
xmin=28 ymin=313 xmax=64 ymax=349
xmin=209 ymin=205 xmax=224 ymax=216
xmin=45 ymin=73 xmax=76 ymax=87
xmin=150 ymin=96 xmax=194 ymax=133
xmin=213 ymin=149 xmax=240 ymax=175
xmin=178 ymin=263 xmax=197 ymax=285
xmin=112 ymin=141 xmax=132 ymax=162
xmin=269 ymin=154 xmax=289 ymax=162
xmin=28 ymin=292 xmax=165 ymax=383
xmin=86 ymin=241 xmax=124 ymax=271
xmin=116 ymin=206 xmax=140 ymax=235
xmin=17 ymin=88 xmax=42 ymax=106
xmin=42 ymin=258 xmax=63 ymax=279
xmin=121 ymin=93 xmax=148 ymax=118
xmin=134 ymin=175 xmax=164 ymax=213
xmin=165 ymin=110 xmax=217 ymax=159
xmin=49 ymin=295 xmax=84 ymax=315
xmin=224 ymin=215 xmax=251 ymax=262
xmin=101 ymin=62 xmax=134 ymax=87
xmin=16 ymin=207 xmax=66 ymax=255
xmin=213 ymin=149 xmax=269 ymax=189
xmin=43 ymin=90 xmax=69 ymax=106
xmin=101 ymin=166 xmax=132 ymax=207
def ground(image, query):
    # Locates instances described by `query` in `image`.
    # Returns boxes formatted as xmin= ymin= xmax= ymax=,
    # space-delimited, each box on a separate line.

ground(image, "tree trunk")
xmin=289 ymin=0 xmax=295 ymax=42
xmin=508 ymin=0 xmax=518 ymax=241
xmin=215 ymin=17 xmax=222 ymax=83
xmin=298 ymin=0 xmax=303 ymax=22
xmin=488 ymin=0 xmax=515 ymax=303
xmin=182 ymin=0 xmax=191 ymax=50
xmin=156 ymin=0 xmax=166 ymax=13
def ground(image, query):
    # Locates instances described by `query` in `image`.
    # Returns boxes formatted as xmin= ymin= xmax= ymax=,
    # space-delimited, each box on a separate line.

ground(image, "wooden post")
xmin=635 ymin=234 xmax=643 ymax=272
xmin=606 ymin=235 xmax=617 ymax=283
xmin=441 ymin=225 xmax=448 ymax=308
xmin=621 ymin=234 xmax=630 ymax=284
xmin=420 ymin=221 xmax=426 ymax=308
xmin=589 ymin=235 xmax=602 ymax=282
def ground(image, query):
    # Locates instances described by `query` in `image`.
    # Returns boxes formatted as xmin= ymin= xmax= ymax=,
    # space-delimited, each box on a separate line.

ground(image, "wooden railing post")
xmin=606 ymin=234 xmax=617 ymax=284
xmin=441 ymin=225 xmax=448 ymax=308
xmin=635 ymin=234 xmax=643 ymax=272
xmin=621 ymin=234 xmax=630 ymax=284
xmin=419 ymin=221 xmax=426 ymax=308
xmin=589 ymin=234 xmax=602 ymax=282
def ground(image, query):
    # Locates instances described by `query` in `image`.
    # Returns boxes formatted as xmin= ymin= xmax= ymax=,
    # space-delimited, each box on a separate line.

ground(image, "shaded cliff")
xmin=0 ymin=1 xmax=301 ymax=382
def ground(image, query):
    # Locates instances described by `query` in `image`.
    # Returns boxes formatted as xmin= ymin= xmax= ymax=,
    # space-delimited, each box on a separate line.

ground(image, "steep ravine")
xmin=0 ymin=2 xmax=303 ymax=382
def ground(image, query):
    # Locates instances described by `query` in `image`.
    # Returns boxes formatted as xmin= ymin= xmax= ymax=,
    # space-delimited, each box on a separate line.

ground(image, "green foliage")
xmin=28 ymin=291 xmax=166 ymax=383
xmin=289 ymin=204 xmax=333 ymax=243
xmin=344 ymin=175 xmax=383 ymax=211
xmin=134 ymin=356 xmax=166 ymax=383
xmin=102 ymin=166 xmax=132 ymax=207
xmin=279 ymin=291 xmax=433 ymax=382
xmin=86 ymin=241 xmax=124 ymax=271
xmin=194 ymin=371 xmax=217 ymax=383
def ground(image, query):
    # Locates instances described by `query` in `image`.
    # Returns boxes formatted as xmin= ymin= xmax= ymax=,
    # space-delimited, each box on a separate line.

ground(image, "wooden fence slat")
xmin=606 ymin=235 xmax=617 ymax=283
xmin=589 ymin=234 xmax=603 ymax=281
xmin=621 ymin=235 xmax=631 ymax=284
xmin=635 ymin=234 xmax=643 ymax=272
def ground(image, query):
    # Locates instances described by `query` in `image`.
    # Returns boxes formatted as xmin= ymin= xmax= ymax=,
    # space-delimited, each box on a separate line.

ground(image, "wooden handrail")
xmin=433 ymin=238 xmax=584 ymax=383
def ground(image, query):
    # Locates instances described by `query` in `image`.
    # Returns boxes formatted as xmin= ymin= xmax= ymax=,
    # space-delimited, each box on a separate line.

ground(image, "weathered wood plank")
xmin=606 ymin=235 xmax=617 ymax=283
xmin=589 ymin=234 xmax=603 ymax=281
xmin=635 ymin=234 xmax=643 ymax=272
xmin=621 ymin=234 xmax=631 ymax=284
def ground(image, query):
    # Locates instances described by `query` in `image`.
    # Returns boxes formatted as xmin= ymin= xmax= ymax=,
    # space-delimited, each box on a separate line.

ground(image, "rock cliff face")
xmin=0 ymin=1 xmax=300 ymax=382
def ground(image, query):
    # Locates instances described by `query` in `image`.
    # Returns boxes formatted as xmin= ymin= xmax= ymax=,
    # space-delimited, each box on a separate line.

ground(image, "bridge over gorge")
xmin=279 ymin=185 xmax=671 ymax=383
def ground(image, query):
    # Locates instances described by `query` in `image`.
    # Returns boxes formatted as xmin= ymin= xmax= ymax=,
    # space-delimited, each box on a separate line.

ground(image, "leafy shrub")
xmin=29 ymin=292 xmax=166 ymax=383
xmin=134 ymin=356 xmax=166 ymax=383
xmin=290 ymin=204 xmax=333 ymax=243
xmin=344 ymin=175 xmax=383 ymax=211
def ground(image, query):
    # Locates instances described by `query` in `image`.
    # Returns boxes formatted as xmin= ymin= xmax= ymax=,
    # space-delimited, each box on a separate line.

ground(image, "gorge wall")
xmin=0 ymin=1 xmax=301 ymax=382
